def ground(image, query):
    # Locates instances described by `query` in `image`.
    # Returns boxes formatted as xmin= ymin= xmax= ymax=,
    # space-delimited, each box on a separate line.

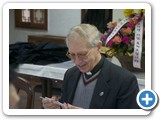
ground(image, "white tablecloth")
xmin=17 ymin=61 xmax=74 ymax=80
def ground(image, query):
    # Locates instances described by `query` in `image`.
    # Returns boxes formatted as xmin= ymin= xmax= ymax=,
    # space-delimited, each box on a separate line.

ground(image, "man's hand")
xmin=42 ymin=96 xmax=60 ymax=109
xmin=41 ymin=96 xmax=82 ymax=109
xmin=61 ymin=103 xmax=82 ymax=109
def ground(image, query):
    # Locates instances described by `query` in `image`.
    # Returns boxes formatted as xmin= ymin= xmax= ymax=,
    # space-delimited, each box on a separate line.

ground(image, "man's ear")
xmin=97 ymin=41 xmax=102 ymax=50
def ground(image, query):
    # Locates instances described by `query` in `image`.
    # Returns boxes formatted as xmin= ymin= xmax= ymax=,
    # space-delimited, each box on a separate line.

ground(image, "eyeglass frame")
xmin=66 ymin=48 xmax=93 ymax=60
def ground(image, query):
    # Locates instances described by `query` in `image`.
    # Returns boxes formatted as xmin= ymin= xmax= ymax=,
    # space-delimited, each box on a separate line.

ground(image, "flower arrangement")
xmin=100 ymin=9 xmax=145 ymax=59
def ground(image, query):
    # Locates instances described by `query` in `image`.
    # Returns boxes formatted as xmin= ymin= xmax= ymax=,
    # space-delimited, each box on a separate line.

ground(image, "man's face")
xmin=67 ymin=37 xmax=99 ymax=73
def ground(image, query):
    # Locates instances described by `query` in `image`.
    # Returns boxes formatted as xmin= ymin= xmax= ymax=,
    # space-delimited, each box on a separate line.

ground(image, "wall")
xmin=113 ymin=9 xmax=125 ymax=22
xmin=9 ymin=9 xmax=132 ymax=44
xmin=9 ymin=9 xmax=81 ymax=44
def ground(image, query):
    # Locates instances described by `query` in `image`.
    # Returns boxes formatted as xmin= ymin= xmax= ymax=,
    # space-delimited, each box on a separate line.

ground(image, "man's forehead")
xmin=69 ymin=49 xmax=88 ymax=53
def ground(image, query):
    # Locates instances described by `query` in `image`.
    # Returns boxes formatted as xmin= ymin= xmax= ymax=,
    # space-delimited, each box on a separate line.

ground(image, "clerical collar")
xmin=85 ymin=55 xmax=104 ymax=79
xmin=86 ymin=72 xmax=92 ymax=75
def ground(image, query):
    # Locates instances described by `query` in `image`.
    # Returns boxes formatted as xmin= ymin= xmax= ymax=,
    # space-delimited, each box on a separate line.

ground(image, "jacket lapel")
xmin=89 ymin=60 xmax=111 ymax=109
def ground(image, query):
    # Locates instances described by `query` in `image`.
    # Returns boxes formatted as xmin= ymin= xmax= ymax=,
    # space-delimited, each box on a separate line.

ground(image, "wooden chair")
xmin=15 ymin=77 xmax=33 ymax=109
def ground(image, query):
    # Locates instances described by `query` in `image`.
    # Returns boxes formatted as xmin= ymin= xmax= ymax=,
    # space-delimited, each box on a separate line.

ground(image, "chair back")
xmin=15 ymin=77 xmax=33 ymax=109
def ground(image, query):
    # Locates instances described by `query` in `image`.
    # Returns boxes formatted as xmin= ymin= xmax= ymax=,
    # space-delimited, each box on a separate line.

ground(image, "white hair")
xmin=65 ymin=24 xmax=100 ymax=48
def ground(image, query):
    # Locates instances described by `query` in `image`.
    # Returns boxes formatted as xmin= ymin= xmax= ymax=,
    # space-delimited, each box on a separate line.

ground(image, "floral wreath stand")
xmin=100 ymin=9 xmax=145 ymax=72
xmin=100 ymin=47 xmax=145 ymax=72
xmin=115 ymin=55 xmax=145 ymax=72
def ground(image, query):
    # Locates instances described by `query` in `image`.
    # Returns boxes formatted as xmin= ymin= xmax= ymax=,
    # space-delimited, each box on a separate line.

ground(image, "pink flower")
xmin=120 ymin=27 xmax=132 ymax=36
xmin=122 ymin=36 xmax=130 ymax=43
xmin=127 ymin=23 xmax=135 ymax=29
xmin=112 ymin=36 xmax=122 ymax=44
xmin=106 ymin=39 xmax=113 ymax=46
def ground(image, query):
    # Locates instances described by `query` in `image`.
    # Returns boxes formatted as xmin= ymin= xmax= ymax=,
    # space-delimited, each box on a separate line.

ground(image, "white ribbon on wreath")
xmin=133 ymin=20 xmax=143 ymax=69
xmin=105 ymin=17 xmax=131 ymax=46
xmin=105 ymin=17 xmax=144 ymax=69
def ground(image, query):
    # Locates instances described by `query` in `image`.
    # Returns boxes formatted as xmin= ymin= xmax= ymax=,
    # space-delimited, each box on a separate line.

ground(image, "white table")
xmin=17 ymin=61 xmax=73 ymax=80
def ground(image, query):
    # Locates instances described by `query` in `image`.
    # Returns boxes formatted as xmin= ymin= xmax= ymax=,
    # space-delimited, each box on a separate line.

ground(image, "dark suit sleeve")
xmin=116 ymin=75 xmax=140 ymax=109
xmin=58 ymin=69 xmax=69 ymax=103
xmin=59 ymin=67 xmax=76 ymax=103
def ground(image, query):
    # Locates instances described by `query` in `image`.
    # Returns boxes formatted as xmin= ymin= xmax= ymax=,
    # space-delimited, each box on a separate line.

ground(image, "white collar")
xmin=86 ymin=72 xmax=92 ymax=75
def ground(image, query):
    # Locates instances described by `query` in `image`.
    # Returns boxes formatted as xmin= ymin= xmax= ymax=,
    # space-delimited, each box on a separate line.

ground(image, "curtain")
xmin=82 ymin=9 xmax=112 ymax=33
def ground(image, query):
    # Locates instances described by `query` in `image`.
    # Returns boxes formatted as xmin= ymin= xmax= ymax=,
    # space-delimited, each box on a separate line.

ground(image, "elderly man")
xmin=42 ymin=24 xmax=140 ymax=109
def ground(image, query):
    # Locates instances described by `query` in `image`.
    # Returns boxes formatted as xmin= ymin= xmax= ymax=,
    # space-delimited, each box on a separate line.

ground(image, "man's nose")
xmin=74 ymin=55 xmax=82 ymax=65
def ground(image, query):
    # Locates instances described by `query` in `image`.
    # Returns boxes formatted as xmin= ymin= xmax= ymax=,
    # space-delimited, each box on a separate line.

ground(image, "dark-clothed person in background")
xmin=9 ymin=67 xmax=20 ymax=109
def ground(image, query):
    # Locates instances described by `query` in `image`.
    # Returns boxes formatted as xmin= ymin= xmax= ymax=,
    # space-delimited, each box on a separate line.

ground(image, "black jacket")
xmin=59 ymin=59 xmax=140 ymax=109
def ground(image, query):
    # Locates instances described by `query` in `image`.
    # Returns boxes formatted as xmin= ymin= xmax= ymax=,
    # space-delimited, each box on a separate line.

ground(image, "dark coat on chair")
xmin=59 ymin=59 xmax=140 ymax=109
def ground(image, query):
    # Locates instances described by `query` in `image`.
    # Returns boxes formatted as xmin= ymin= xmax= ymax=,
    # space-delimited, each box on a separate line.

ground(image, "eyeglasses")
xmin=66 ymin=49 xmax=92 ymax=60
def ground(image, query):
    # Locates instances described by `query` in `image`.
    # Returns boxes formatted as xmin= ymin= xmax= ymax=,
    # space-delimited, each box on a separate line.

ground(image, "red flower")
xmin=122 ymin=36 xmax=130 ymax=43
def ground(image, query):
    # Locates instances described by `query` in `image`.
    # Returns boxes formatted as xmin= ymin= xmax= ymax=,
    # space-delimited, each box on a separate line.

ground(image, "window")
xmin=15 ymin=9 xmax=48 ymax=30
